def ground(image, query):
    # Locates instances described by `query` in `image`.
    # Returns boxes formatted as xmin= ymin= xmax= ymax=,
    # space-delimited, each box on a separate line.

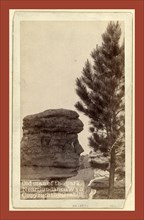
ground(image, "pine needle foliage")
xmin=75 ymin=22 xmax=125 ymax=198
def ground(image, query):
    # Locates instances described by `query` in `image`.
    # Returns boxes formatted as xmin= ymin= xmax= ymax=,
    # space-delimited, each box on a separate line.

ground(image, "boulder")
xmin=88 ymin=177 xmax=109 ymax=189
xmin=89 ymin=150 xmax=110 ymax=170
xmin=21 ymin=109 xmax=84 ymax=180
xmin=88 ymin=168 xmax=109 ymax=189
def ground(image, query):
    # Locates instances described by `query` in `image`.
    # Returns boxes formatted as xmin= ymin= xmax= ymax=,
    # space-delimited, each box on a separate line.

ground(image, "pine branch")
xmin=75 ymin=78 xmax=91 ymax=106
xmin=115 ymin=108 xmax=125 ymax=117
xmin=75 ymin=101 xmax=89 ymax=117
xmin=75 ymin=21 xmax=124 ymax=164
xmin=109 ymin=135 xmax=124 ymax=153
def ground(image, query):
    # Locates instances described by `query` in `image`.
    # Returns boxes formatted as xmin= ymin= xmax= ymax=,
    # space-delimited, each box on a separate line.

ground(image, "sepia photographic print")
xmin=10 ymin=10 xmax=134 ymax=210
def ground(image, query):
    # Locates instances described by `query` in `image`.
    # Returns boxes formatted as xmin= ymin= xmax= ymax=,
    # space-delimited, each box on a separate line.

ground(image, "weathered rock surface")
xmin=21 ymin=109 xmax=84 ymax=180
xmin=89 ymin=150 xmax=110 ymax=170
xmin=23 ymin=117 xmax=83 ymax=133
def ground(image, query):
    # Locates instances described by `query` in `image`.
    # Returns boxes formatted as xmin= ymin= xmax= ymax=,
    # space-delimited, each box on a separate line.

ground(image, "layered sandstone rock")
xmin=21 ymin=109 xmax=84 ymax=180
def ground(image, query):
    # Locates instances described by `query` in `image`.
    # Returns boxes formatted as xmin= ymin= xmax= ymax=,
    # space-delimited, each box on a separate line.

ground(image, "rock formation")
xmin=87 ymin=150 xmax=110 ymax=196
xmin=89 ymin=150 xmax=110 ymax=170
xmin=21 ymin=109 xmax=84 ymax=180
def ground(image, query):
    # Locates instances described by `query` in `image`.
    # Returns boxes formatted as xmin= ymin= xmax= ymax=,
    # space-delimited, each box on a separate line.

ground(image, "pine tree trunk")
xmin=108 ymin=147 xmax=115 ymax=198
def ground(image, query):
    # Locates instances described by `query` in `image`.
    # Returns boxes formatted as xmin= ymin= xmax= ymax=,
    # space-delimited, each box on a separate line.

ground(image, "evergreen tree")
xmin=75 ymin=22 xmax=125 ymax=198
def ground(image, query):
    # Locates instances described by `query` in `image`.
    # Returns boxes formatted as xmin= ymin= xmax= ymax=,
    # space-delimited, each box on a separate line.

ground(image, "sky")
xmin=20 ymin=20 xmax=124 ymax=154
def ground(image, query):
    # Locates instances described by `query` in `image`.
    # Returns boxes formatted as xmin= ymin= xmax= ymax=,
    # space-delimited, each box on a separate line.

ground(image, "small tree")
xmin=75 ymin=22 xmax=124 ymax=198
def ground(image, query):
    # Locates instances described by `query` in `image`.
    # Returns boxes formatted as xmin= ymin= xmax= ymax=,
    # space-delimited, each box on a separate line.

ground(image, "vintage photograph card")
xmin=10 ymin=10 xmax=134 ymax=210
